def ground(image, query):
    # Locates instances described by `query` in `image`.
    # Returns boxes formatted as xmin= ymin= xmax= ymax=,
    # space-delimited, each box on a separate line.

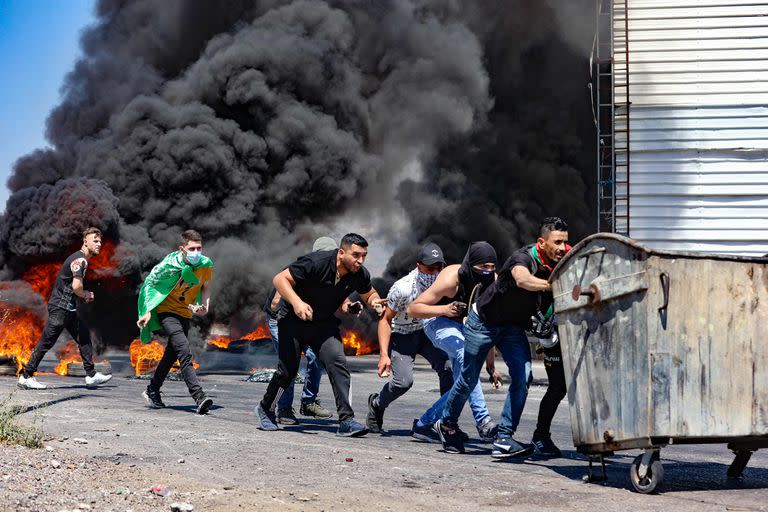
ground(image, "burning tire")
xmin=0 ymin=356 xmax=17 ymax=376
xmin=66 ymin=362 xmax=112 ymax=377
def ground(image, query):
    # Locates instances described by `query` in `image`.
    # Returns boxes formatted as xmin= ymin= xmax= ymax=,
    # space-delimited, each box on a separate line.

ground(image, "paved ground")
xmin=2 ymin=352 xmax=768 ymax=511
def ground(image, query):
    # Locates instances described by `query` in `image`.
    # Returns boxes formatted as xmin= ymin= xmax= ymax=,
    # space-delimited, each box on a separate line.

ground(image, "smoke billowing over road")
xmin=1 ymin=0 xmax=596 ymax=342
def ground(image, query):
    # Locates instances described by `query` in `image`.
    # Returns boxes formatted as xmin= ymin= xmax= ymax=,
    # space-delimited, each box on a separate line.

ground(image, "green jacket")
xmin=137 ymin=251 xmax=214 ymax=342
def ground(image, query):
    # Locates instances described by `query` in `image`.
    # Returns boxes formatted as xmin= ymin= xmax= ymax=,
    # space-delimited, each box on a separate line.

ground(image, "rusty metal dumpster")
xmin=550 ymin=233 xmax=768 ymax=493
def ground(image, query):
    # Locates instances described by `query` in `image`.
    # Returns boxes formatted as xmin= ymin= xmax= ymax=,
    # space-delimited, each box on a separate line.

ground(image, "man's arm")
xmin=359 ymin=288 xmax=387 ymax=316
xmin=407 ymin=267 xmax=460 ymax=319
xmin=376 ymin=307 xmax=396 ymax=377
xmin=72 ymin=277 xmax=94 ymax=303
xmin=274 ymin=268 xmax=314 ymax=321
xmin=270 ymin=290 xmax=282 ymax=311
xmin=191 ymin=280 xmax=212 ymax=316
xmin=511 ymin=266 xmax=551 ymax=292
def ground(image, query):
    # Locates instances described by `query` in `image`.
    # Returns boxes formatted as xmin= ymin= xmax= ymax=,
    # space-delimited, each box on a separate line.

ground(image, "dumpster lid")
xmin=550 ymin=233 xmax=768 ymax=283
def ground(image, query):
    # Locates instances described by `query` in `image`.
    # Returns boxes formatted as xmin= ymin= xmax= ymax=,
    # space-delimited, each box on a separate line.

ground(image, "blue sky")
xmin=0 ymin=0 xmax=95 ymax=212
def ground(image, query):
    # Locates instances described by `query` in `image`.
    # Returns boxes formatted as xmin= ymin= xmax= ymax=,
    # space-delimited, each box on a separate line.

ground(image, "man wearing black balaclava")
xmin=434 ymin=217 xmax=570 ymax=456
xmin=406 ymin=242 xmax=500 ymax=443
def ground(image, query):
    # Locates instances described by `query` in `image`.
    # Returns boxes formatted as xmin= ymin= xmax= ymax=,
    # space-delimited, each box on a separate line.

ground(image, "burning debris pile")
xmin=53 ymin=340 xmax=111 ymax=377
xmin=128 ymin=339 xmax=199 ymax=380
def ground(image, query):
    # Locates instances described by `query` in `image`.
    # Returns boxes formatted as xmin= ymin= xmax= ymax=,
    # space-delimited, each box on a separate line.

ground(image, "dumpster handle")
xmin=578 ymin=246 xmax=606 ymax=258
xmin=658 ymin=272 xmax=670 ymax=313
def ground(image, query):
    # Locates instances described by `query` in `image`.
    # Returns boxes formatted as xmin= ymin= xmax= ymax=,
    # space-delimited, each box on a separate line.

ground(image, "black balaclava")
xmin=458 ymin=241 xmax=497 ymax=293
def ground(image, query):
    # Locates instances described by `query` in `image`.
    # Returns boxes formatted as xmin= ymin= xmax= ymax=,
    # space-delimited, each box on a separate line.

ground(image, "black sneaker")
xmin=531 ymin=435 xmax=562 ymax=458
xmin=366 ymin=393 xmax=384 ymax=434
xmin=142 ymin=386 xmax=165 ymax=408
xmin=410 ymin=419 xmax=440 ymax=444
xmin=491 ymin=437 xmax=534 ymax=458
xmin=435 ymin=419 xmax=465 ymax=454
xmin=456 ymin=425 xmax=470 ymax=443
xmin=277 ymin=407 xmax=299 ymax=425
xmin=476 ymin=417 xmax=498 ymax=443
xmin=255 ymin=403 xmax=279 ymax=431
xmin=196 ymin=395 xmax=213 ymax=415
xmin=337 ymin=419 xmax=369 ymax=437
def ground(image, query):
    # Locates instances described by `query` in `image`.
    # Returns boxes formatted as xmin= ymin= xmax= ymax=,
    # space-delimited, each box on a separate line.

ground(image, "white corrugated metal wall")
xmin=613 ymin=0 xmax=768 ymax=255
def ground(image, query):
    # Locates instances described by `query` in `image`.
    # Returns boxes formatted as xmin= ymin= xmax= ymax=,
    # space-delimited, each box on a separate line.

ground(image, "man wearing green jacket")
xmin=137 ymin=229 xmax=214 ymax=414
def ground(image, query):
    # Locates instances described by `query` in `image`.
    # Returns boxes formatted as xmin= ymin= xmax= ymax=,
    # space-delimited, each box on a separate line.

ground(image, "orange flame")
xmin=0 ymin=304 xmax=44 ymax=373
xmin=341 ymin=328 xmax=377 ymax=356
xmin=21 ymin=262 xmax=60 ymax=299
xmin=206 ymin=322 xmax=271 ymax=350
xmin=129 ymin=339 xmax=199 ymax=375
xmin=52 ymin=339 xmax=110 ymax=376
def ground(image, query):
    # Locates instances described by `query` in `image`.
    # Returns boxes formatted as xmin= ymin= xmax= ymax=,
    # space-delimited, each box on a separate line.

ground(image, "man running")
xmin=435 ymin=217 xmax=569 ymax=456
xmin=137 ymin=229 xmax=214 ymax=415
xmin=263 ymin=236 xmax=336 ymax=424
xmin=406 ymin=242 xmax=500 ymax=443
xmin=366 ymin=242 xmax=454 ymax=436
xmin=19 ymin=227 xmax=113 ymax=390
xmin=256 ymin=233 xmax=386 ymax=437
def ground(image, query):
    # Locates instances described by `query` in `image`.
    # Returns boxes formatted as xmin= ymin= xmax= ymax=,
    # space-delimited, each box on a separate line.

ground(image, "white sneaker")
xmin=18 ymin=375 xmax=47 ymax=390
xmin=85 ymin=372 xmax=113 ymax=387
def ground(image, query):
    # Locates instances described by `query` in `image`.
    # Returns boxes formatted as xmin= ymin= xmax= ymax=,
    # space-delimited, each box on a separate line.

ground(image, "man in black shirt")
xmin=435 ymin=217 xmax=569 ymax=456
xmin=255 ymin=233 xmax=386 ymax=437
xmin=19 ymin=227 xmax=113 ymax=390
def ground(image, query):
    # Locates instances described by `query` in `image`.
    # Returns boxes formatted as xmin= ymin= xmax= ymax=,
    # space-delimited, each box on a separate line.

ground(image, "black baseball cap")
xmin=417 ymin=242 xmax=446 ymax=265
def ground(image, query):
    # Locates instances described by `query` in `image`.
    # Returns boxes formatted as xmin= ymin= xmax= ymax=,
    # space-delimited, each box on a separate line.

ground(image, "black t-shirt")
xmin=476 ymin=244 xmax=553 ymax=327
xmin=286 ymin=249 xmax=373 ymax=323
xmin=48 ymin=250 xmax=88 ymax=312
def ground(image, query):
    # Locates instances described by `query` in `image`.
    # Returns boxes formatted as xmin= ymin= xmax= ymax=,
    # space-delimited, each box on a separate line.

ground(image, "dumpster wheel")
xmin=630 ymin=451 xmax=663 ymax=494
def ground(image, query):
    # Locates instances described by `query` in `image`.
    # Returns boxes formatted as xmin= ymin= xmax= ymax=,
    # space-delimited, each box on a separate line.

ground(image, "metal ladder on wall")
xmin=594 ymin=0 xmax=630 ymax=235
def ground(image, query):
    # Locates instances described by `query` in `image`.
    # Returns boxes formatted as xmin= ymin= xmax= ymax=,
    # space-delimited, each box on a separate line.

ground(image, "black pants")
xmin=377 ymin=330 xmax=453 ymax=409
xmin=149 ymin=313 xmax=204 ymax=400
xmin=534 ymin=343 xmax=567 ymax=438
xmin=25 ymin=307 xmax=95 ymax=377
xmin=262 ymin=318 xmax=353 ymax=422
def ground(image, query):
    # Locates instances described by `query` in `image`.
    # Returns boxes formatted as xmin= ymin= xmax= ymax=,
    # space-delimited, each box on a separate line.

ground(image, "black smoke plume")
xmin=1 ymin=0 xmax=595 ymax=347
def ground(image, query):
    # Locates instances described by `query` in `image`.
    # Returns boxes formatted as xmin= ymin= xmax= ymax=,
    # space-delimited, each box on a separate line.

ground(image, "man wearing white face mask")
xmin=137 ymin=229 xmax=214 ymax=415
xmin=366 ymin=243 xmax=454 ymax=437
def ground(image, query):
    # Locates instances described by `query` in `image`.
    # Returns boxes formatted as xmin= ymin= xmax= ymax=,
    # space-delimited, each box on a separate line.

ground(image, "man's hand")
xmin=443 ymin=301 xmax=466 ymax=318
xmin=377 ymin=355 xmax=392 ymax=378
xmin=83 ymin=291 xmax=95 ymax=303
xmin=137 ymin=312 xmax=151 ymax=329
xmin=343 ymin=301 xmax=363 ymax=316
xmin=189 ymin=303 xmax=208 ymax=316
xmin=487 ymin=366 xmax=502 ymax=389
xmin=294 ymin=301 xmax=314 ymax=321
xmin=370 ymin=298 xmax=388 ymax=317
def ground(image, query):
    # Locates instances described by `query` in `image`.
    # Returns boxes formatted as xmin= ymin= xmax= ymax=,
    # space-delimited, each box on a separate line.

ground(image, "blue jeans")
xmin=268 ymin=317 xmax=323 ymax=409
xmin=419 ymin=316 xmax=491 ymax=427
xmin=440 ymin=309 xmax=531 ymax=438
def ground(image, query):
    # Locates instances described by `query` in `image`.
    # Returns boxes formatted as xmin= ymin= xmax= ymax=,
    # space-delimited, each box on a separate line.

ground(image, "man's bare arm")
xmin=511 ymin=266 xmax=551 ymax=292
xmin=407 ymin=266 xmax=460 ymax=319
xmin=72 ymin=277 xmax=94 ymax=302
xmin=376 ymin=307 xmax=397 ymax=377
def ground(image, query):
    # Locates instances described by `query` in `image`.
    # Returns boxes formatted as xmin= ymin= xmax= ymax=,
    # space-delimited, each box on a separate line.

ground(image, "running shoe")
xmin=531 ymin=435 xmax=562 ymax=458
xmin=337 ymin=419 xmax=369 ymax=437
xmin=491 ymin=437 xmax=533 ymax=458
xmin=366 ymin=393 xmax=384 ymax=433
xmin=255 ymin=403 xmax=279 ymax=431
xmin=410 ymin=419 xmax=440 ymax=444
xmin=435 ymin=419 xmax=465 ymax=454
xmin=142 ymin=386 xmax=165 ymax=408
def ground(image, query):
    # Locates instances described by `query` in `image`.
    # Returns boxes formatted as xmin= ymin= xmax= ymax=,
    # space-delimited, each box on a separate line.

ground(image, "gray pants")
xmin=377 ymin=330 xmax=453 ymax=410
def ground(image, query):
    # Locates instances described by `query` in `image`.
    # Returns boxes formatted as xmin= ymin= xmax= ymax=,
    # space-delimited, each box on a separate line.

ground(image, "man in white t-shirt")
xmin=366 ymin=243 xmax=453 ymax=439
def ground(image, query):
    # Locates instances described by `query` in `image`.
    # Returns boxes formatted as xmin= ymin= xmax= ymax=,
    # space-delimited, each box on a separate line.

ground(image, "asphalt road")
xmin=3 ymin=351 xmax=768 ymax=511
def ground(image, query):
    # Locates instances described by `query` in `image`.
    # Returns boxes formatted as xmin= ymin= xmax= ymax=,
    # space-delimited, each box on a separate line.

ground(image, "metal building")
xmin=594 ymin=0 xmax=768 ymax=256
